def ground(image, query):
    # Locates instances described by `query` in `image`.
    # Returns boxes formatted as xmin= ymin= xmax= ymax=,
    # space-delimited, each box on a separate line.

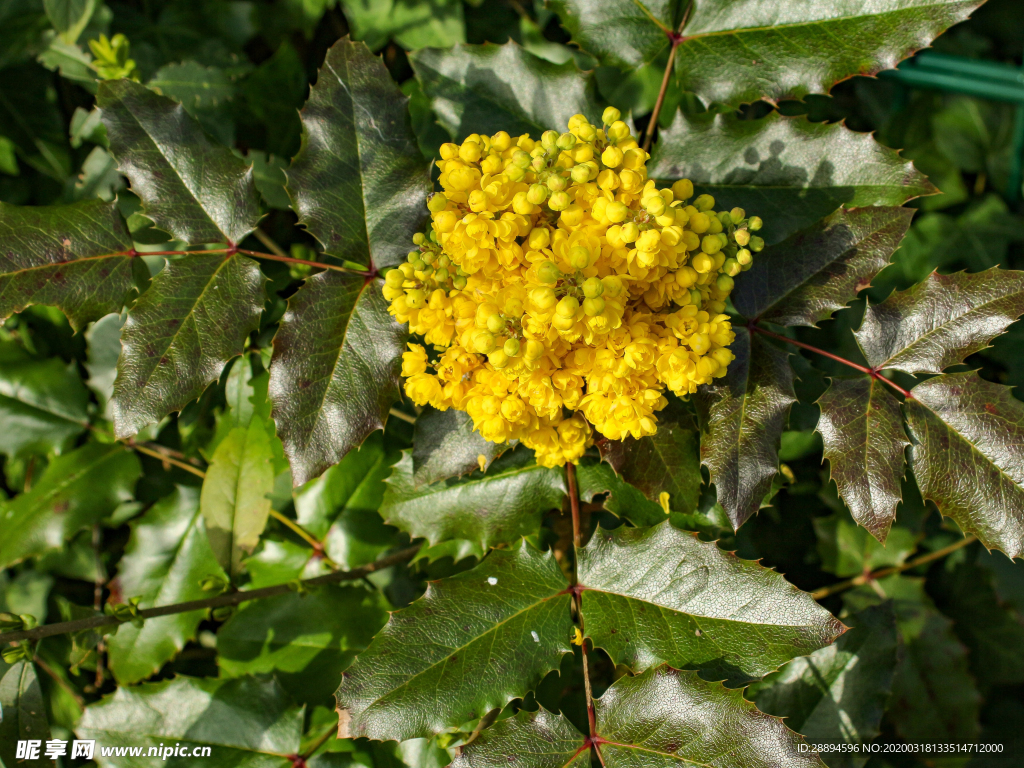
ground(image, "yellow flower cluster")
xmin=382 ymin=108 xmax=764 ymax=467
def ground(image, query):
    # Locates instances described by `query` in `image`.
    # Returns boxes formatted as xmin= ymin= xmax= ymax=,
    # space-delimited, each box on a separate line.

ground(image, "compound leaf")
xmin=0 ymin=443 xmax=140 ymax=570
xmin=380 ymin=449 xmax=565 ymax=550
xmin=0 ymin=662 xmax=50 ymax=768
xmin=752 ymin=604 xmax=898 ymax=762
xmin=649 ymin=111 xmax=933 ymax=246
xmin=577 ymin=523 xmax=844 ymax=681
xmin=335 ymin=542 xmax=573 ymax=742
xmin=411 ymin=406 xmax=508 ymax=487
xmin=98 ymin=79 xmax=260 ymax=245
xmin=0 ymin=199 xmax=133 ymax=331
xmin=733 ymin=207 xmax=914 ymax=327
xmin=409 ymin=42 xmax=603 ymax=141
xmin=77 ymin=676 xmax=304 ymax=767
xmin=218 ymin=585 xmax=389 ymax=709
xmin=269 ymin=273 xmax=405 ymax=486
xmin=107 ymin=487 xmax=226 ymax=685
xmin=111 ymin=253 xmax=265 ymax=438
xmin=287 ymin=37 xmax=430 ymax=268
xmin=855 ymin=268 xmax=1024 ymax=374
xmin=0 ymin=356 xmax=90 ymax=460
xmin=200 ymin=415 xmax=276 ymax=579
xmin=903 ymin=372 xmax=1024 ymax=558
xmin=596 ymin=405 xmax=702 ymax=515
xmin=817 ymin=378 xmax=908 ymax=542
xmin=694 ymin=329 xmax=796 ymax=530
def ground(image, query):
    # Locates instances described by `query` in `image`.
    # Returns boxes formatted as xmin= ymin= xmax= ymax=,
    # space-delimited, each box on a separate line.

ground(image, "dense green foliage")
xmin=1 ymin=1 xmax=1023 ymax=767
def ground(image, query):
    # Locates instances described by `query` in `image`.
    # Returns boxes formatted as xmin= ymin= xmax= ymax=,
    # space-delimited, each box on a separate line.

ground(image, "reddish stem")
xmin=748 ymin=323 xmax=913 ymax=399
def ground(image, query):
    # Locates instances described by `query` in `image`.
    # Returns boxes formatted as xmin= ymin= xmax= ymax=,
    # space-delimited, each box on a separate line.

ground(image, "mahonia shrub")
xmin=387 ymin=109 xmax=764 ymax=466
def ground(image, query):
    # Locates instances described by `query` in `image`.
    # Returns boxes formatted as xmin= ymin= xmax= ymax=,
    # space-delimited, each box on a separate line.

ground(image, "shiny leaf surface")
xmin=0 ymin=356 xmax=90 ymax=460
xmin=0 ymin=662 xmax=50 ymax=768
xmin=411 ymin=406 xmax=508 ymax=487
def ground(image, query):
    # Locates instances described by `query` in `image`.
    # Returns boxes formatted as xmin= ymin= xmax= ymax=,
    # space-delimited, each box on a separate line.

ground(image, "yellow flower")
xmin=382 ymin=116 xmax=763 ymax=465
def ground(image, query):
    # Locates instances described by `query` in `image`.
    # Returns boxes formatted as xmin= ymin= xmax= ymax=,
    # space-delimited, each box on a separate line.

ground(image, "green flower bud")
xmin=570 ymin=164 xmax=592 ymax=183
xmin=582 ymin=276 xmax=605 ymax=298
xmin=486 ymin=313 xmax=505 ymax=333
xmin=748 ymin=216 xmax=763 ymax=231
xmin=556 ymin=132 xmax=577 ymax=151
xmin=583 ymin=296 xmax=606 ymax=316
xmin=504 ymin=338 xmax=521 ymax=357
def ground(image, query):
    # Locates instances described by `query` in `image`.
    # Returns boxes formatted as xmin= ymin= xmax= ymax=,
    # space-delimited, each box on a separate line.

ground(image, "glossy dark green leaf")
xmin=560 ymin=0 xmax=981 ymax=110
xmin=855 ymin=268 xmax=1024 ymax=374
xmin=450 ymin=708 xmax=589 ymax=768
xmin=43 ymin=0 xmax=96 ymax=43
xmin=411 ymin=406 xmax=508 ymax=487
xmin=813 ymin=513 xmax=917 ymax=580
xmin=340 ymin=0 xmax=465 ymax=51
xmin=111 ymin=253 xmax=265 ymax=438
xmin=200 ymin=414 xmax=275 ymax=579
xmin=294 ymin=430 xmax=397 ymax=569
xmin=0 ymin=443 xmax=140 ymax=570
xmin=107 ymin=486 xmax=226 ymax=685
xmin=575 ymin=457 xmax=667 ymax=528
xmin=98 ymin=79 xmax=261 ymax=245
xmin=0 ymin=356 xmax=90 ymax=459
xmin=547 ymin=0 xmax=677 ymax=72
xmin=817 ymin=378 xmax=909 ymax=541
xmin=649 ymin=112 xmax=934 ymax=246
xmin=694 ymin=329 xmax=796 ymax=529
xmin=286 ymin=37 xmax=430 ymax=268
xmin=578 ymin=523 xmax=844 ymax=681
xmin=595 ymin=665 xmax=825 ymax=767
xmin=409 ymin=42 xmax=603 ymax=141
xmin=733 ymin=207 xmax=913 ymax=327
xmin=148 ymin=61 xmax=237 ymax=146
xmin=904 ymin=372 xmax=1024 ymax=558
xmin=77 ymin=676 xmax=304 ymax=768
xmin=269 ymin=273 xmax=406 ymax=486
xmin=219 ymin=585 xmax=389 ymax=708
xmin=380 ymin=449 xmax=565 ymax=550
xmin=596 ymin=406 xmax=702 ymax=515
xmin=0 ymin=662 xmax=50 ymax=768
xmin=336 ymin=542 xmax=573 ymax=742
xmin=752 ymin=604 xmax=897 ymax=763
xmin=0 ymin=199 xmax=133 ymax=331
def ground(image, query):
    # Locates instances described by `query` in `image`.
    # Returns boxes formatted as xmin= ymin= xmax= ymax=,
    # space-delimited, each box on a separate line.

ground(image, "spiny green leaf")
xmin=107 ymin=486 xmax=226 ymax=685
xmin=577 ymin=523 xmax=844 ymax=681
xmin=904 ymin=372 xmax=1024 ymax=558
xmin=596 ymin=405 xmax=701 ymax=515
xmin=98 ymin=79 xmax=261 ymax=245
xmin=219 ymin=585 xmax=390 ymax=709
xmin=817 ymin=378 xmax=909 ymax=542
xmin=293 ymin=430 xmax=398 ymax=570
xmin=855 ymin=268 xmax=1024 ymax=374
xmin=336 ymin=542 xmax=573 ymax=742
xmin=411 ymin=406 xmax=508 ymax=487
xmin=595 ymin=665 xmax=826 ymax=767
xmin=148 ymin=61 xmax=237 ymax=111
xmin=733 ymin=207 xmax=913 ymax=327
xmin=752 ymin=604 xmax=898 ymax=763
xmin=546 ymin=0 xmax=678 ymax=71
xmin=200 ymin=414 xmax=275 ymax=579
xmin=0 ymin=199 xmax=133 ymax=331
xmin=380 ymin=449 xmax=565 ymax=550
xmin=269 ymin=273 xmax=405 ymax=486
xmin=111 ymin=253 xmax=265 ymax=438
xmin=0 ymin=356 xmax=90 ymax=460
xmin=0 ymin=443 xmax=140 ymax=570
xmin=450 ymin=708 xmax=589 ymax=768
xmin=0 ymin=662 xmax=50 ymax=768
xmin=77 ymin=676 xmax=304 ymax=768
xmin=694 ymin=329 xmax=796 ymax=529
xmin=287 ymin=37 xmax=430 ymax=268
xmin=649 ymin=112 xmax=934 ymax=246
xmin=409 ymin=41 xmax=603 ymax=141
xmin=340 ymin=0 xmax=465 ymax=52
xmin=43 ymin=0 xmax=96 ymax=43
xmin=575 ymin=457 xmax=667 ymax=528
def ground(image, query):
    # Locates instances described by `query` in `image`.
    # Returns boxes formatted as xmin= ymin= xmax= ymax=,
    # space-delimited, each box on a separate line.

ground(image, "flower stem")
xmin=566 ymin=463 xmax=599 ymax=747
xmin=641 ymin=1 xmax=692 ymax=153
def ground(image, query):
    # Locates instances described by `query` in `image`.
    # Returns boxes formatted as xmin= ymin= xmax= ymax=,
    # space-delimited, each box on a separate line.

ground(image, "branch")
xmin=641 ymin=1 xmax=692 ymax=153
xmin=749 ymin=322 xmax=914 ymax=399
xmin=811 ymin=535 xmax=977 ymax=600
xmin=0 ymin=545 xmax=420 ymax=645
xmin=566 ymin=463 xmax=599 ymax=753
